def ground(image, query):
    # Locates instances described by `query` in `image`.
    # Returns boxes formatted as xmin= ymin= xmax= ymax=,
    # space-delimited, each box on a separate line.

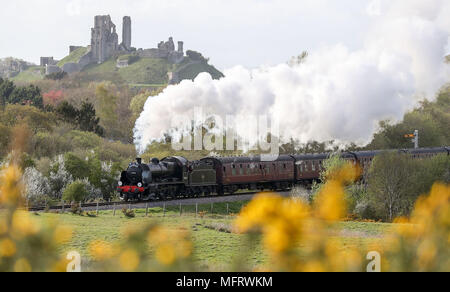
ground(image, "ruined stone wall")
xmin=91 ymin=15 xmax=119 ymax=63
xmin=122 ymin=16 xmax=132 ymax=50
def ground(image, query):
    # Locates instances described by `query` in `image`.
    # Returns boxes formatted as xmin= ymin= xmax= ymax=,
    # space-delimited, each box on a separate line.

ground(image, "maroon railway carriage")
xmin=201 ymin=155 xmax=295 ymax=194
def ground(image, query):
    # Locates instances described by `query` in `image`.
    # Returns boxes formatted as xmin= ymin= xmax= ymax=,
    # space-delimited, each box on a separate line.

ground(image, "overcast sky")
xmin=0 ymin=0 xmax=374 ymax=70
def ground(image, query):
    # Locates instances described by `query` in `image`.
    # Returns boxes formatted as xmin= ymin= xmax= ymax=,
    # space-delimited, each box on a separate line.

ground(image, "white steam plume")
xmin=134 ymin=0 xmax=450 ymax=153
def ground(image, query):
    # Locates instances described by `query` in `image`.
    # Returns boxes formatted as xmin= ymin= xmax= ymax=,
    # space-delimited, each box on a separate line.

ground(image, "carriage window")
xmin=223 ymin=167 xmax=226 ymax=173
xmin=312 ymin=162 xmax=316 ymax=171
xmin=284 ymin=164 xmax=287 ymax=169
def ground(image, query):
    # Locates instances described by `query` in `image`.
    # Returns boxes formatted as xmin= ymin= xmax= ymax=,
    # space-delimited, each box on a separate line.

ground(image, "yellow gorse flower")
xmin=148 ymin=226 xmax=193 ymax=266
xmin=89 ymin=240 xmax=115 ymax=261
xmin=0 ymin=238 xmax=17 ymax=258
xmin=0 ymin=165 xmax=23 ymax=206
xmin=119 ymin=249 xmax=140 ymax=272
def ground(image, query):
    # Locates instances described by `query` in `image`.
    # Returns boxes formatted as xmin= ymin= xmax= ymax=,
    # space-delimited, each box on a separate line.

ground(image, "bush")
xmin=367 ymin=152 xmax=450 ymax=221
xmin=122 ymin=208 xmax=135 ymax=218
xmin=63 ymin=180 xmax=88 ymax=203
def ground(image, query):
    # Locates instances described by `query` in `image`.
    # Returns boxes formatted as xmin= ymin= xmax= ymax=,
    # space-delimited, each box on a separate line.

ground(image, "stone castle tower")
xmin=91 ymin=15 xmax=119 ymax=64
xmin=121 ymin=16 xmax=132 ymax=50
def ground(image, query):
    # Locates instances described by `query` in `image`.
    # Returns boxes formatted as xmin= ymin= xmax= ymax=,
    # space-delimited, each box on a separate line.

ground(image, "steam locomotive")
xmin=117 ymin=147 xmax=449 ymax=201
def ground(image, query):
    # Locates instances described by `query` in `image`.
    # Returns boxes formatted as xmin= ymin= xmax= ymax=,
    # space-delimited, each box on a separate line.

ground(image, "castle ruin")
xmin=41 ymin=15 xmax=186 ymax=75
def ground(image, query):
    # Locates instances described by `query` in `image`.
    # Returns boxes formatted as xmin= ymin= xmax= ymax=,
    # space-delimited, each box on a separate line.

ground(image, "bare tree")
xmin=367 ymin=152 xmax=413 ymax=221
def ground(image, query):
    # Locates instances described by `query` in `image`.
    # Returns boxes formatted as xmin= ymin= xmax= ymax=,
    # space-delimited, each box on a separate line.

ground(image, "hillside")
xmin=81 ymin=54 xmax=223 ymax=86
xmin=57 ymin=47 xmax=88 ymax=67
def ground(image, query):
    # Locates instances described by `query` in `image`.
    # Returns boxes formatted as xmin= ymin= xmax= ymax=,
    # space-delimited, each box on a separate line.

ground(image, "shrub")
xmin=63 ymin=180 xmax=88 ymax=203
xmin=122 ymin=208 xmax=135 ymax=218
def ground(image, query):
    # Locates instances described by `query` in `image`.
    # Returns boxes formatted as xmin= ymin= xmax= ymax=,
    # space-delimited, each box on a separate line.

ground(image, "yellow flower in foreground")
xmin=0 ymin=238 xmax=17 ymax=258
xmin=156 ymin=244 xmax=176 ymax=266
xmin=119 ymin=249 xmax=140 ymax=272
xmin=11 ymin=211 xmax=40 ymax=239
xmin=314 ymin=180 xmax=347 ymax=221
xmin=0 ymin=220 xmax=8 ymax=235
xmin=52 ymin=225 xmax=73 ymax=244
xmin=14 ymin=258 xmax=32 ymax=272
xmin=89 ymin=240 xmax=115 ymax=261
xmin=0 ymin=165 xmax=23 ymax=206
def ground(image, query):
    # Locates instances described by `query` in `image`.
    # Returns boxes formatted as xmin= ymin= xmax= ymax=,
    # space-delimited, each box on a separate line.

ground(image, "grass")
xmin=81 ymin=55 xmax=224 ymax=85
xmin=82 ymin=57 xmax=170 ymax=85
xmin=57 ymin=47 xmax=88 ymax=67
xmin=11 ymin=66 xmax=44 ymax=82
xmin=28 ymin=200 xmax=395 ymax=270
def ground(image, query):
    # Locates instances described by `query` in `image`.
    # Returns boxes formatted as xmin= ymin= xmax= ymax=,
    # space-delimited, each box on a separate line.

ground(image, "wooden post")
xmin=113 ymin=203 xmax=116 ymax=216
xmin=211 ymin=202 xmax=213 ymax=214
xmin=128 ymin=204 xmax=131 ymax=210
xmin=163 ymin=203 xmax=166 ymax=217
xmin=96 ymin=201 xmax=99 ymax=216
xmin=145 ymin=203 xmax=149 ymax=217
xmin=227 ymin=203 xmax=229 ymax=215
xmin=195 ymin=203 xmax=198 ymax=218
xmin=179 ymin=203 xmax=182 ymax=216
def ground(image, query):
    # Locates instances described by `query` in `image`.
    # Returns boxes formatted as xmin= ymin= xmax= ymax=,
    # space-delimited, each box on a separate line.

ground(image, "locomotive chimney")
xmin=136 ymin=158 xmax=142 ymax=164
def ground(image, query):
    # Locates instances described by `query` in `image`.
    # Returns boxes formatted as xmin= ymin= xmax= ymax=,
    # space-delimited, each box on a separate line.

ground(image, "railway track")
xmin=25 ymin=190 xmax=294 ymax=212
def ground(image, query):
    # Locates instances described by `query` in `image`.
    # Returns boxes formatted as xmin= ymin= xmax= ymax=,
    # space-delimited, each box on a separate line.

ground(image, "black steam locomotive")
xmin=117 ymin=147 xmax=449 ymax=201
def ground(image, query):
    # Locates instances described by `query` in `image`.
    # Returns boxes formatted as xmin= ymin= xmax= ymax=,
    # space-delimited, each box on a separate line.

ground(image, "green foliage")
xmin=63 ymin=180 xmax=89 ymax=203
xmin=56 ymin=101 xmax=78 ymax=123
xmin=177 ymin=62 xmax=224 ymax=81
xmin=0 ymin=104 xmax=55 ymax=133
xmin=186 ymin=50 xmax=207 ymax=62
xmin=78 ymin=101 xmax=104 ymax=136
xmin=0 ymin=78 xmax=43 ymax=108
xmin=64 ymin=152 xmax=90 ymax=180
xmin=57 ymin=47 xmax=88 ymax=67
xmin=45 ymin=71 xmax=67 ymax=81
xmin=0 ymin=123 xmax=11 ymax=158
xmin=95 ymin=84 xmax=118 ymax=138
xmin=56 ymin=101 xmax=104 ymax=136
xmin=366 ymin=152 xmax=450 ymax=221
xmin=129 ymin=91 xmax=150 ymax=121
xmin=368 ymin=87 xmax=450 ymax=149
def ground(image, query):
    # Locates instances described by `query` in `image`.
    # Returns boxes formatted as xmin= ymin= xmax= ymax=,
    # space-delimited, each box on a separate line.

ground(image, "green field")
xmin=30 ymin=201 xmax=395 ymax=270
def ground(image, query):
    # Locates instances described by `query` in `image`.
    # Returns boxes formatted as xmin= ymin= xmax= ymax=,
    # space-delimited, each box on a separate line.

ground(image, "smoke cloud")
xmin=134 ymin=0 xmax=450 ymax=153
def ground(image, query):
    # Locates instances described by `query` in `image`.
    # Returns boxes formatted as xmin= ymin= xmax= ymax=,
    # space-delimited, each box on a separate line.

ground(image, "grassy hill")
xmin=10 ymin=66 xmax=45 ymax=83
xmin=57 ymin=47 xmax=88 ymax=67
xmin=81 ymin=55 xmax=224 ymax=86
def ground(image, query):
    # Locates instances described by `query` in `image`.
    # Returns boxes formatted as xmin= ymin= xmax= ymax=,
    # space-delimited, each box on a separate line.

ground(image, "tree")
xmin=78 ymin=101 xmax=104 ymax=136
xmin=0 ymin=78 xmax=15 ymax=107
xmin=64 ymin=152 xmax=90 ymax=180
xmin=56 ymin=101 xmax=78 ymax=124
xmin=45 ymin=71 xmax=67 ymax=81
xmin=8 ymin=85 xmax=43 ymax=108
xmin=95 ymin=84 xmax=119 ymax=138
xmin=63 ymin=180 xmax=89 ymax=203
xmin=367 ymin=152 xmax=414 ymax=221
xmin=56 ymin=100 xmax=104 ymax=136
